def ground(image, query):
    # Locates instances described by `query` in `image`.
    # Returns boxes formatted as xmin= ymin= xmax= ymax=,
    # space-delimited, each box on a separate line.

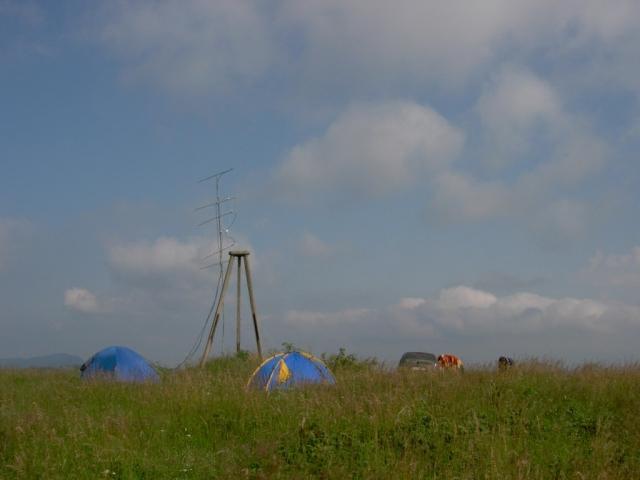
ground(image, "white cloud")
xmin=432 ymin=172 xmax=512 ymax=221
xmin=583 ymin=246 xmax=640 ymax=290
xmin=528 ymin=199 xmax=589 ymax=249
xmin=397 ymin=297 xmax=425 ymax=310
xmin=94 ymin=0 xmax=640 ymax=100
xmin=98 ymin=234 xmax=262 ymax=320
xmin=429 ymin=68 xmax=607 ymax=247
xmin=108 ymin=236 xmax=207 ymax=277
xmin=64 ymin=287 xmax=100 ymax=314
xmin=424 ymin=287 xmax=616 ymax=334
xmin=478 ymin=68 xmax=560 ymax=126
xmin=275 ymin=101 xmax=463 ymax=199
xmin=284 ymin=307 xmax=370 ymax=328
xmin=98 ymin=0 xmax=274 ymax=95
xmin=476 ymin=67 xmax=562 ymax=166
xmin=281 ymin=0 xmax=640 ymax=96
xmin=474 ymin=67 xmax=607 ymax=182
xmin=270 ymin=78 xmax=606 ymax=250
xmin=282 ymin=285 xmax=636 ymax=339
xmin=436 ymin=286 xmax=497 ymax=310
xmin=298 ymin=232 xmax=332 ymax=257
xmin=107 ymin=234 xmax=256 ymax=281
xmin=105 ymin=236 xmax=219 ymax=312
xmin=473 ymin=272 xmax=546 ymax=294
xmin=555 ymin=1 xmax=640 ymax=96
xmin=280 ymin=0 xmax=558 ymax=90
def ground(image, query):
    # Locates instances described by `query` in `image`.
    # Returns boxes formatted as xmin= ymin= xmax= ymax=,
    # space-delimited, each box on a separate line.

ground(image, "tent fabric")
xmin=247 ymin=351 xmax=336 ymax=391
xmin=80 ymin=346 xmax=159 ymax=382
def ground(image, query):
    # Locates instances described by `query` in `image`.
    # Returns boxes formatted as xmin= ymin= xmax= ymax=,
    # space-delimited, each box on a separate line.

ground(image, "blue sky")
xmin=2 ymin=0 xmax=640 ymax=366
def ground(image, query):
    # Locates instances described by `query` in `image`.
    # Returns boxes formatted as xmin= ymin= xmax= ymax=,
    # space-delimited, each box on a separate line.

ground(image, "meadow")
xmin=1 ymin=352 xmax=639 ymax=479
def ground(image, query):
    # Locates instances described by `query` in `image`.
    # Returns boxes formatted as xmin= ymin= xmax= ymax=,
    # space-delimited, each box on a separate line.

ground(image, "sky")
xmin=1 ymin=0 xmax=640 ymax=366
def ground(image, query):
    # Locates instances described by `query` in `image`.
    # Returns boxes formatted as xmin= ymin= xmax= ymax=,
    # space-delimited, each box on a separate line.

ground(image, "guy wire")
xmin=174 ymin=262 xmax=224 ymax=369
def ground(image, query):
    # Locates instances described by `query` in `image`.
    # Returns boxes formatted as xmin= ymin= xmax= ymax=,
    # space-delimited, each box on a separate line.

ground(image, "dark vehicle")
xmin=398 ymin=352 xmax=437 ymax=370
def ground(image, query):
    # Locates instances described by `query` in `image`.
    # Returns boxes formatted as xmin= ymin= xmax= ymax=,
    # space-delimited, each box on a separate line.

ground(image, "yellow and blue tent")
xmin=247 ymin=351 xmax=336 ymax=391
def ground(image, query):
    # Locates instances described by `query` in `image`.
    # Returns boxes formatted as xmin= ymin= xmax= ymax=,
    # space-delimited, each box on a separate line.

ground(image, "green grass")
xmin=1 ymin=355 xmax=639 ymax=479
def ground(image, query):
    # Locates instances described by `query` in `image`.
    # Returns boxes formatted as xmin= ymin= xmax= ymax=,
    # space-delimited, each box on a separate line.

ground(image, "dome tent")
xmin=247 ymin=351 xmax=336 ymax=391
xmin=80 ymin=346 xmax=159 ymax=382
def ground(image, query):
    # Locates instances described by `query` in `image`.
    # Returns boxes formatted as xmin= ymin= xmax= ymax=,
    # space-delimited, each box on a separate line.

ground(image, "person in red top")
xmin=437 ymin=353 xmax=464 ymax=370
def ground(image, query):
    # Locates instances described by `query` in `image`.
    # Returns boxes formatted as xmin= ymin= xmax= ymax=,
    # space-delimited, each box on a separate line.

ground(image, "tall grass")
xmin=1 ymin=355 xmax=639 ymax=479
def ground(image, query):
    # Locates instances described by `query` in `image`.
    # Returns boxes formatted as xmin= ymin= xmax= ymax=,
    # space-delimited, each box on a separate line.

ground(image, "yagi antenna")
xmin=196 ymin=168 xmax=236 ymax=261
xmin=194 ymin=196 xmax=235 ymax=212
xmin=197 ymin=168 xmax=234 ymax=183
xmin=197 ymin=211 xmax=235 ymax=227
xmin=197 ymin=168 xmax=236 ymax=355
xmin=178 ymin=167 xmax=264 ymax=369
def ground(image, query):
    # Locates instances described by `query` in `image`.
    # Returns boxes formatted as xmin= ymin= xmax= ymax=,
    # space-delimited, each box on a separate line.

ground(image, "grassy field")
xmin=1 ymin=353 xmax=639 ymax=479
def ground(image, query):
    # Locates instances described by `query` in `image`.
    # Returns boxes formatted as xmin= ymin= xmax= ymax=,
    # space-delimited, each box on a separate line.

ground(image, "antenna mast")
xmin=195 ymin=169 xmax=263 ymax=367
xmin=197 ymin=168 xmax=235 ymax=274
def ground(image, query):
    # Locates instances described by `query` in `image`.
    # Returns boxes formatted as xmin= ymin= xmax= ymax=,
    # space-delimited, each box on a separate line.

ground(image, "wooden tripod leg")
xmin=242 ymin=255 xmax=262 ymax=359
xmin=199 ymin=256 xmax=235 ymax=368
xmin=236 ymin=255 xmax=242 ymax=354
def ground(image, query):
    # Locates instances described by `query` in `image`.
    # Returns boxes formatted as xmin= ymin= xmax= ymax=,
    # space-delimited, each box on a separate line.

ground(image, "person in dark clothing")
xmin=498 ymin=356 xmax=514 ymax=370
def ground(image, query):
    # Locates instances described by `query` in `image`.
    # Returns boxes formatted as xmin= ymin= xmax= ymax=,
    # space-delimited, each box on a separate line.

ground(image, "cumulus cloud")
xmin=100 ymin=233 xmax=261 ymax=319
xmin=475 ymin=67 xmax=562 ymax=167
xmin=269 ymin=78 xmax=606 ymax=250
xmin=284 ymin=0 xmax=640 ymax=96
xmin=283 ymin=285 xmax=637 ymax=340
xmin=473 ymin=272 xmax=546 ymax=294
xmin=528 ymin=199 xmax=589 ymax=249
xmin=435 ymin=286 xmax=497 ymax=310
xmin=421 ymin=286 xmax=612 ymax=334
xmin=428 ymin=68 xmax=607 ymax=247
xmin=109 ymin=236 xmax=207 ymax=278
xmin=64 ymin=287 xmax=101 ymax=314
xmin=94 ymin=0 xmax=640 ymax=100
xmin=92 ymin=2 xmax=625 ymax=252
xmin=98 ymin=0 xmax=274 ymax=95
xmin=105 ymin=236 xmax=219 ymax=314
xmin=284 ymin=307 xmax=370 ymax=328
xmin=477 ymin=67 xmax=606 ymax=180
xmin=397 ymin=297 xmax=425 ymax=310
xmin=107 ymin=234 xmax=256 ymax=282
xmin=280 ymin=0 xmax=564 ymax=91
xmin=275 ymin=101 xmax=463 ymax=199
xmin=298 ymin=232 xmax=332 ymax=257
xmin=557 ymin=1 xmax=640 ymax=96
xmin=431 ymin=172 xmax=511 ymax=221
xmin=582 ymin=246 xmax=640 ymax=293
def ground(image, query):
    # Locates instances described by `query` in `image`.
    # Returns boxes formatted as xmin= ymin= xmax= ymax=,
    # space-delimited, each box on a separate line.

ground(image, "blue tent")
xmin=80 ymin=346 xmax=159 ymax=382
xmin=247 ymin=351 xmax=336 ymax=391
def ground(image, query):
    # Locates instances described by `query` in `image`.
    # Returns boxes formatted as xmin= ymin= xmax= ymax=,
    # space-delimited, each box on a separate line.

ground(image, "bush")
xmin=322 ymin=348 xmax=378 ymax=372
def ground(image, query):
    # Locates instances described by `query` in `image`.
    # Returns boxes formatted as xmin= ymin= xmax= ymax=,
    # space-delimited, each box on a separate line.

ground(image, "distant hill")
xmin=0 ymin=353 xmax=83 ymax=369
